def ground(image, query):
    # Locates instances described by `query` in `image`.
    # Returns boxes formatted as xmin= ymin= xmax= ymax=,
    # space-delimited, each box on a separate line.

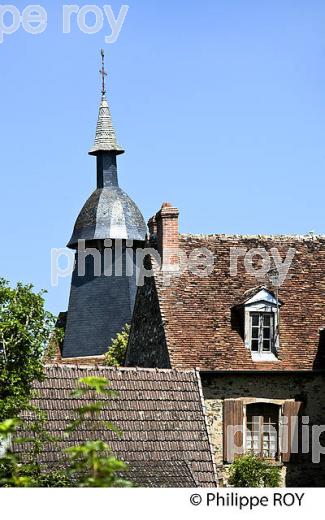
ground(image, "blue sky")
xmin=1 ymin=0 xmax=325 ymax=315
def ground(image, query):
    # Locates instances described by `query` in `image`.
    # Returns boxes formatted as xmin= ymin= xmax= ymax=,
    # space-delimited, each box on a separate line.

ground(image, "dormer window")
xmin=244 ymin=288 xmax=281 ymax=361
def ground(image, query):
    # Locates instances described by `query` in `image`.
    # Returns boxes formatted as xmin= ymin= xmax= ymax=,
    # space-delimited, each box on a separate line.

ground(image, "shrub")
xmin=105 ymin=324 xmax=130 ymax=367
xmin=228 ymin=455 xmax=281 ymax=487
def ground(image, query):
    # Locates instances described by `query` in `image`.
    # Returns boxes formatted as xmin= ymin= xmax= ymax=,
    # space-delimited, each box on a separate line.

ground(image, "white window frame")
xmin=244 ymin=289 xmax=280 ymax=361
xmin=243 ymin=402 xmax=281 ymax=460
xmin=249 ymin=311 xmax=274 ymax=353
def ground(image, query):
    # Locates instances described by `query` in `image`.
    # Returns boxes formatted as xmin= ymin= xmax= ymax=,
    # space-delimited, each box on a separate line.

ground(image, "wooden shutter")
xmin=281 ymin=400 xmax=303 ymax=463
xmin=223 ymin=399 xmax=244 ymax=463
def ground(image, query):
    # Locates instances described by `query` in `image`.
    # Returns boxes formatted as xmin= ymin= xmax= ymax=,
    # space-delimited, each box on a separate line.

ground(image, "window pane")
xmin=263 ymin=340 xmax=270 ymax=352
xmin=263 ymin=327 xmax=270 ymax=339
xmin=249 ymin=313 xmax=276 ymax=354
xmin=246 ymin=404 xmax=279 ymax=459
xmin=263 ymin=315 xmax=271 ymax=326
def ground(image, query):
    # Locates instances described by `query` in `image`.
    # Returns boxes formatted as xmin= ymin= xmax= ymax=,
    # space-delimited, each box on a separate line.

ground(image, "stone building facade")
xmin=202 ymin=372 xmax=325 ymax=486
xmin=126 ymin=202 xmax=325 ymax=486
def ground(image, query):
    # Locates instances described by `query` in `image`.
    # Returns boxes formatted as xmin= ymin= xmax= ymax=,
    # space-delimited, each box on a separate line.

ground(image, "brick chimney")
xmin=155 ymin=202 xmax=179 ymax=270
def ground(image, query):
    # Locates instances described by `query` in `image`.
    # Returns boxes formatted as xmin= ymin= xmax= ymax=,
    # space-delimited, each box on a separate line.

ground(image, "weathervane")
xmin=100 ymin=49 xmax=107 ymax=96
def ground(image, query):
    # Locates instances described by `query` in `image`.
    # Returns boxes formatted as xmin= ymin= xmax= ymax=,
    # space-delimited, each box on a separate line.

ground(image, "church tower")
xmin=62 ymin=51 xmax=147 ymax=358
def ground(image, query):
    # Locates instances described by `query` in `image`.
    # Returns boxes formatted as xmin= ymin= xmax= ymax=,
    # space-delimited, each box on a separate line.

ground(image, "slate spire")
xmin=89 ymin=50 xmax=124 ymax=156
xmin=62 ymin=51 xmax=146 ymax=359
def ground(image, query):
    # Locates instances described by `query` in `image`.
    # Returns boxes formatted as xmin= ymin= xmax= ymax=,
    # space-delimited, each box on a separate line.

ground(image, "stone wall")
xmin=201 ymin=372 xmax=325 ymax=487
xmin=126 ymin=259 xmax=171 ymax=368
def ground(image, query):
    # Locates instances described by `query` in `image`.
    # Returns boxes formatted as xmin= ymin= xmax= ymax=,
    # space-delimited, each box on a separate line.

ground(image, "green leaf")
xmin=104 ymin=324 xmax=130 ymax=367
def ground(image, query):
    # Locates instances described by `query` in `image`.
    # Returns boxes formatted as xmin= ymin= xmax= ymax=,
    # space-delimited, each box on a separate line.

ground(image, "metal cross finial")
xmin=100 ymin=49 xmax=107 ymax=96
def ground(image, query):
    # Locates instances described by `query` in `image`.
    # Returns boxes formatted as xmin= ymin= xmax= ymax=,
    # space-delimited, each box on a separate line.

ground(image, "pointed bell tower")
xmin=62 ymin=51 xmax=147 ymax=359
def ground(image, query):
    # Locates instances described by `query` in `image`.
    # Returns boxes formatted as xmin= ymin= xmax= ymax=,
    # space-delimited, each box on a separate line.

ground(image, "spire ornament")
xmin=100 ymin=49 xmax=107 ymax=96
xmin=89 ymin=50 xmax=124 ymax=156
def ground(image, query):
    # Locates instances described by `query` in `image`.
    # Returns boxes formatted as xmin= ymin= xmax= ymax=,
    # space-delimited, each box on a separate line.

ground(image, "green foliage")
xmin=105 ymin=324 xmax=130 ymax=367
xmin=0 ymin=418 xmax=21 ymax=436
xmin=0 ymin=411 xmax=70 ymax=487
xmin=0 ymin=418 xmax=34 ymax=487
xmin=73 ymin=376 xmax=117 ymax=396
xmin=0 ymin=279 xmax=55 ymax=421
xmin=66 ymin=377 xmax=119 ymax=435
xmin=43 ymin=326 xmax=65 ymax=362
xmin=31 ymin=469 xmax=75 ymax=487
xmin=65 ymin=441 xmax=130 ymax=487
xmin=228 ymin=455 xmax=281 ymax=488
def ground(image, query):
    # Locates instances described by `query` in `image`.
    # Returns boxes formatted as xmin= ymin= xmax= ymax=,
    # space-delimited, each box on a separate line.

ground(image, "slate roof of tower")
xmin=16 ymin=365 xmax=217 ymax=488
xmin=67 ymin=187 xmax=147 ymax=247
xmin=127 ymin=234 xmax=325 ymax=371
xmin=89 ymin=94 xmax=124 ymax=155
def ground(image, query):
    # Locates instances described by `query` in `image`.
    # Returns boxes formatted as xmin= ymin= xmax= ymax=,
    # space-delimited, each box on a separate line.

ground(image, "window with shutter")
xmin=223 ymin=399 xmax=303 ymax=464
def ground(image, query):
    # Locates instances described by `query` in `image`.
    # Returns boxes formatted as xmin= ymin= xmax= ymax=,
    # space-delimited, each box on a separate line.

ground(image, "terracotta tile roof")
xmin=128 ymin=234 xmax=325 ymax=371
xmin=16 ymin=365 xmax=216 ymax=488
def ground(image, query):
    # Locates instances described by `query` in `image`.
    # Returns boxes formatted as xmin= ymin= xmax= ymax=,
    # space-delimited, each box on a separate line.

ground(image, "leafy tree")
xmin=105 ymin=324 xmax=130 ymax=367
xmin=0 ymin=418 xmax=32 ymax=487
xmin=43 ymin=326 xmax=65 ymax=362
xmin=0 ymin=417 xmax=71 ymax=487
xmin=0 ymin=279 xmax=55 ymax=421
xmin=228 ymin=454 xmax=281 ymax=487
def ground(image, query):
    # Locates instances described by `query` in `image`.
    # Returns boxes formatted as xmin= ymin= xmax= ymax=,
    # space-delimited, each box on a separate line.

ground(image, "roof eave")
xmin=88 ymin=148 xmax=125 ymax=156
